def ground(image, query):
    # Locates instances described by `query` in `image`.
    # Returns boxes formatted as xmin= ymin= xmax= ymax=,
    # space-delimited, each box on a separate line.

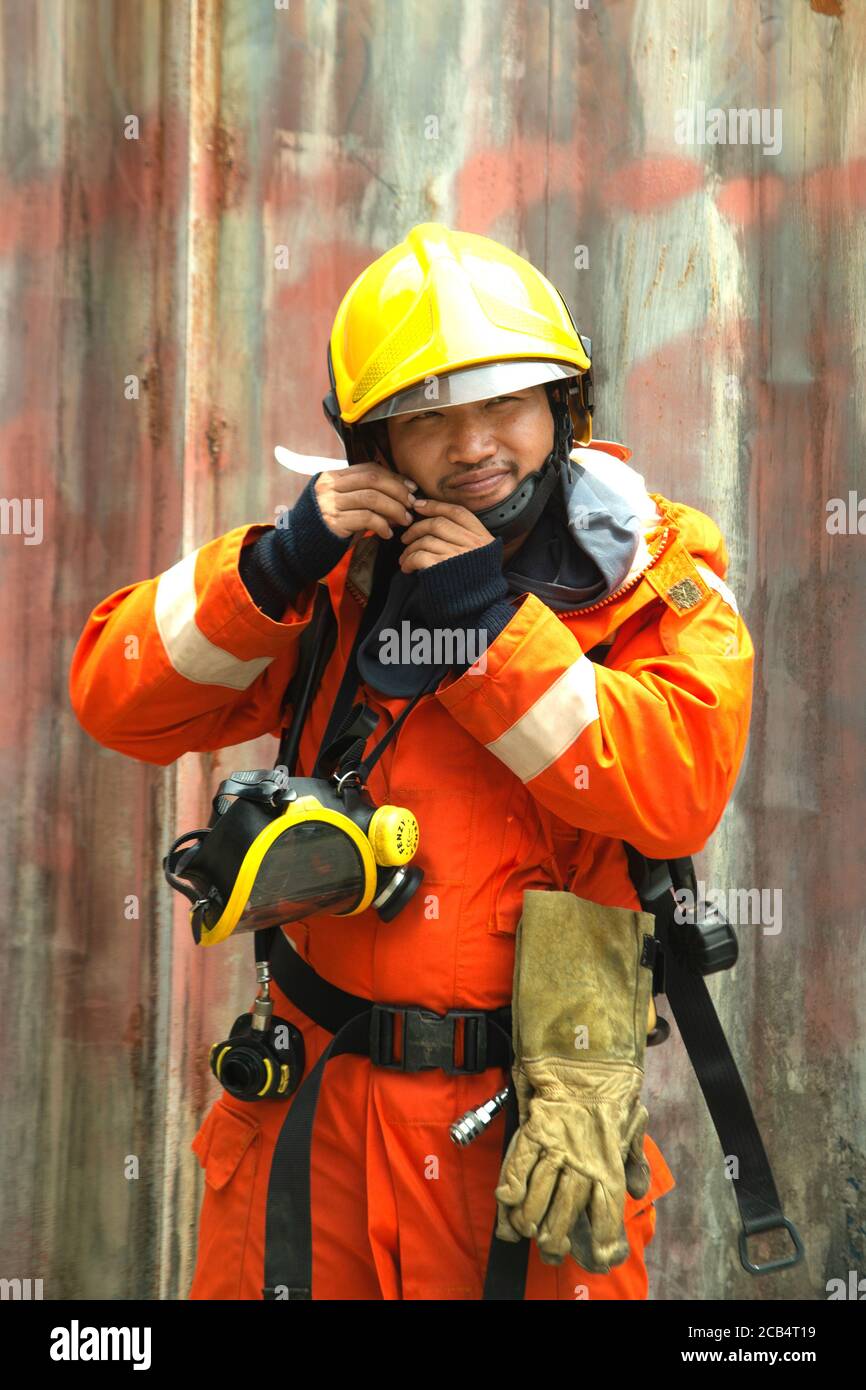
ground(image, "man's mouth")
xmin=449 ymin=467 xmax=513 ymax=498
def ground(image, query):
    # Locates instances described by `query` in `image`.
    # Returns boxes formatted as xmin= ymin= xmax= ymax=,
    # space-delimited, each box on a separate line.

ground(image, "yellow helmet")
xmin=323 ymin=223 xmax=593 ymax=454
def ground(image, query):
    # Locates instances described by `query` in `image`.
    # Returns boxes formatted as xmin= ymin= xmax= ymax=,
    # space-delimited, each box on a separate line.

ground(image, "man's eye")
xmin=408 ymin=395 xmax=517 ymax=423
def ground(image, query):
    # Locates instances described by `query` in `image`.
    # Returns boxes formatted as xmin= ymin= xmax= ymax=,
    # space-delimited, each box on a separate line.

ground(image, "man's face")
xmin=384 ymin=384 xmax=554 ymax=510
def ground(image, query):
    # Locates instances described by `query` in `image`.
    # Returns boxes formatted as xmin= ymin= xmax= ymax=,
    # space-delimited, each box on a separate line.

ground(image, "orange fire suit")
xmin=69 ymin=440 xmax=754 ymax=1300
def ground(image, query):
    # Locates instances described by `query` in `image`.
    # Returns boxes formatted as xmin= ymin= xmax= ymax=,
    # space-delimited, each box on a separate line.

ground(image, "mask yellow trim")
xmin=195 ymin=796 xmax=379 ymax=947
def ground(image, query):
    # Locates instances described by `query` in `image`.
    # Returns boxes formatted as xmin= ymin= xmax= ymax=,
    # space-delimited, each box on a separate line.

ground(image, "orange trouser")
xmin=189 ymin=1016 xmax=675 ymax=1301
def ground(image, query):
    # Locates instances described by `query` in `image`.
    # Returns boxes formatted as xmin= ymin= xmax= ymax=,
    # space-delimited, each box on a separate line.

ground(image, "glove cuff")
xmin=515 ymin=893 xmax=656 ymax=1066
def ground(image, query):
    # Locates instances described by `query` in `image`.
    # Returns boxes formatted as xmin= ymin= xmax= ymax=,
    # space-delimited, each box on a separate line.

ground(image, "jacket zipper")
xmin=553 ymin=522 xmax=672 ymax=619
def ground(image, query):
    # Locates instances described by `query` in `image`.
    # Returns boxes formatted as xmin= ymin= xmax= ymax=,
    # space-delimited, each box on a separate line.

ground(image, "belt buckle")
xmin=369 ymin=1005 xmax=488 ymax=1074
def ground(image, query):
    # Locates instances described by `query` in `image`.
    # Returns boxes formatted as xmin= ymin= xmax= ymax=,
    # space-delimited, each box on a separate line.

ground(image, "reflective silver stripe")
xmin=154 ymin=550 xmax=273 ymax=690
xmin=485 ymin=655 xmax=600 ymax=783
xmin=694 ymin=563 xmax=739 ymax=616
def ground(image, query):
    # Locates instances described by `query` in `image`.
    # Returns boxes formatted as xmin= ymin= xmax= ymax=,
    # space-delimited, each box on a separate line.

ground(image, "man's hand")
xmin=313 ymin=463 xmax=418 ymax=542
xmin=399 ymin=498 xmax=497 ymax=573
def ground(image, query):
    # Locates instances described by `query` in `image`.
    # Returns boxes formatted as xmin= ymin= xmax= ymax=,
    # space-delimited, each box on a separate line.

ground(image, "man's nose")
xmin=445 ymin=416 xmax=498 ymax=465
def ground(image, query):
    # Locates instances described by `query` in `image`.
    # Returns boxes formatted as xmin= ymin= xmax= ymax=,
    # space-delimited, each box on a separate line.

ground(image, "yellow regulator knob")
xmin=367 ymin=805 xmax=420 ymax=866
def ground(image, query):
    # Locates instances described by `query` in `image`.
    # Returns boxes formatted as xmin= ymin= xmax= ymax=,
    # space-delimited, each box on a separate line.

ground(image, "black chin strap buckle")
xmin=473 ymin=456 xmax=561 ymax=543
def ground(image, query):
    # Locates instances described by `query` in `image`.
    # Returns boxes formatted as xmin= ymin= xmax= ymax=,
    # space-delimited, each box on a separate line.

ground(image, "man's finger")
xmin=411 ymin=496 xmax=495 ymax=537
xmin=328 ymin=464 xmax=418 ymax=503
xmin=400 ymin=543 xmax=469 ymax=573
xmin=400 ymin=536 xmax=455 ymax=559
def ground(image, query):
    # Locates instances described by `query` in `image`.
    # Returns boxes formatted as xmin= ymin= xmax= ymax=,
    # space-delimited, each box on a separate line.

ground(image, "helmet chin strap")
xmin=470 ymin=455 xmax=561 ymax=542
xmin=357 ymin=381 xmax=576 ymax=545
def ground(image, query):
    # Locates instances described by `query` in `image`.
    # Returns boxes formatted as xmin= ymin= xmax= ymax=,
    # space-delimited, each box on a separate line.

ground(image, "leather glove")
xmin=494 ymin=891 xmax=656 ymax=1269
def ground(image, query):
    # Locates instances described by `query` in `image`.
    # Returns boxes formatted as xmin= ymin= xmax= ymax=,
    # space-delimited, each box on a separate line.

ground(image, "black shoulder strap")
xmin=255 ymin=585 xmax=339 ymax=971
xmin=624 ymin=843 xmax=804 ymax=1276
xmin=276 ymin=583 xmax=338 ymax=776
xmin=263 ymin=556 xmax=528 ymax=1299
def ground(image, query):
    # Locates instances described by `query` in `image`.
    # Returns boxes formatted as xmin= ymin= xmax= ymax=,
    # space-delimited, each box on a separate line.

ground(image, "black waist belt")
xmin=263 ymin=929 xmax=529 ymax=1300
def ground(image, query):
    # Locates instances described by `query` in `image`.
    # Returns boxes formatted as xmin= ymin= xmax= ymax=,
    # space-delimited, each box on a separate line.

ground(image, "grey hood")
xmin=502 ymin=445 xmax=660 ymax=611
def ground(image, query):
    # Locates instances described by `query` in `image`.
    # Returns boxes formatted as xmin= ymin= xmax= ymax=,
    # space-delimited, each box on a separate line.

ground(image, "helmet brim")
xmin=355 ymin=359 xmax=582 ymax=423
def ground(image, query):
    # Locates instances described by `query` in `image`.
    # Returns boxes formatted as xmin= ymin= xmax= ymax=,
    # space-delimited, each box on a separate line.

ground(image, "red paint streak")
xmin=804 ymin=157 xmax=866 ymax=214
xmin=5 ymin=136 xmax=866 ymax=265
xmin=624 ymin=333 xmax=715 ymax=483
xmin=0 ymin=112 xmax=187 ymax=257
xmin=270 ymin=239 xmax=377 ymax=451
xmin=264 ymin=147 xmax=381 ymax=222
xmin=601 ymin=156 xmax=705 ymax=214
xmin=717 ymin=174 xmax=786 ymax=227
xmin=455 ymin=140 xmax=588 ymax=232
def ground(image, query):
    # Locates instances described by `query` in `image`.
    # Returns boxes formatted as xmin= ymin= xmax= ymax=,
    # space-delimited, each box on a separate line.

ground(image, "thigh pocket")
xmin=190 ymin=1100 xmax=262 ymax=1300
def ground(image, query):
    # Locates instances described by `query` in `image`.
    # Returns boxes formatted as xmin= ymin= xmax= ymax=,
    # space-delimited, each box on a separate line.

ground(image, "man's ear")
xmin=372 ymin=441 xmax=392 ymax=469
xmin=354 ymin=421 xmax=394 ymax=469
xmin=369 ymin=444 xmax=393 ymax=471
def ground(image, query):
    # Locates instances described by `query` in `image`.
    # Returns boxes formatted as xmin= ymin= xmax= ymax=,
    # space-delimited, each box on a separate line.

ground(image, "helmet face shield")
xmin=357 ymin=359 xmax=581 ymax=423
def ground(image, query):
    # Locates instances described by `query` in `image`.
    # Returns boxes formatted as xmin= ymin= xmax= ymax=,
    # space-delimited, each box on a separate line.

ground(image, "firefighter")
xmin=69 ymin=223 xmax=754 ymax=1299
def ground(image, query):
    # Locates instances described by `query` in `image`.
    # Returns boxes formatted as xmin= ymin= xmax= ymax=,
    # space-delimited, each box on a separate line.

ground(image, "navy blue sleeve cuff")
xmin=239 ymin=473 xmax=352 ymax=620
xmin=413 ymin=538 xmax=514 ymax=673
xmin=450 ymin=597 xmax=515 ymax=673
xmin=414 ymin=537 xmax=510 ymax=627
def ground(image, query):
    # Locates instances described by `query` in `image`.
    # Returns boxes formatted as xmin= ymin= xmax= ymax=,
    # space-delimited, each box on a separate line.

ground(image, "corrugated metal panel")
xmin=1 ymin=0 xmax=862 ymax=1300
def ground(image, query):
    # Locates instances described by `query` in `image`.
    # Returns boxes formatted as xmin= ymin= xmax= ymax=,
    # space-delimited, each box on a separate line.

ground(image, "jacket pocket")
xmin=487 ymin=784 xmax=561 ymax=937
xmin=189 ymin=1100 xmax=262 ymax=1299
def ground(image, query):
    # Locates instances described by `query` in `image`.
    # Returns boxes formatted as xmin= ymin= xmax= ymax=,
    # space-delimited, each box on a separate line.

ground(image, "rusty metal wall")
xmin=1 ymin=0 xmax=862 ymax=1302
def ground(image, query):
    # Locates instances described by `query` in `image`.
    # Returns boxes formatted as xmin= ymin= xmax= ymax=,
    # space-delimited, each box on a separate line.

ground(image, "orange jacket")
xmin=70 ymin=439 xmax=754 ymax=1264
